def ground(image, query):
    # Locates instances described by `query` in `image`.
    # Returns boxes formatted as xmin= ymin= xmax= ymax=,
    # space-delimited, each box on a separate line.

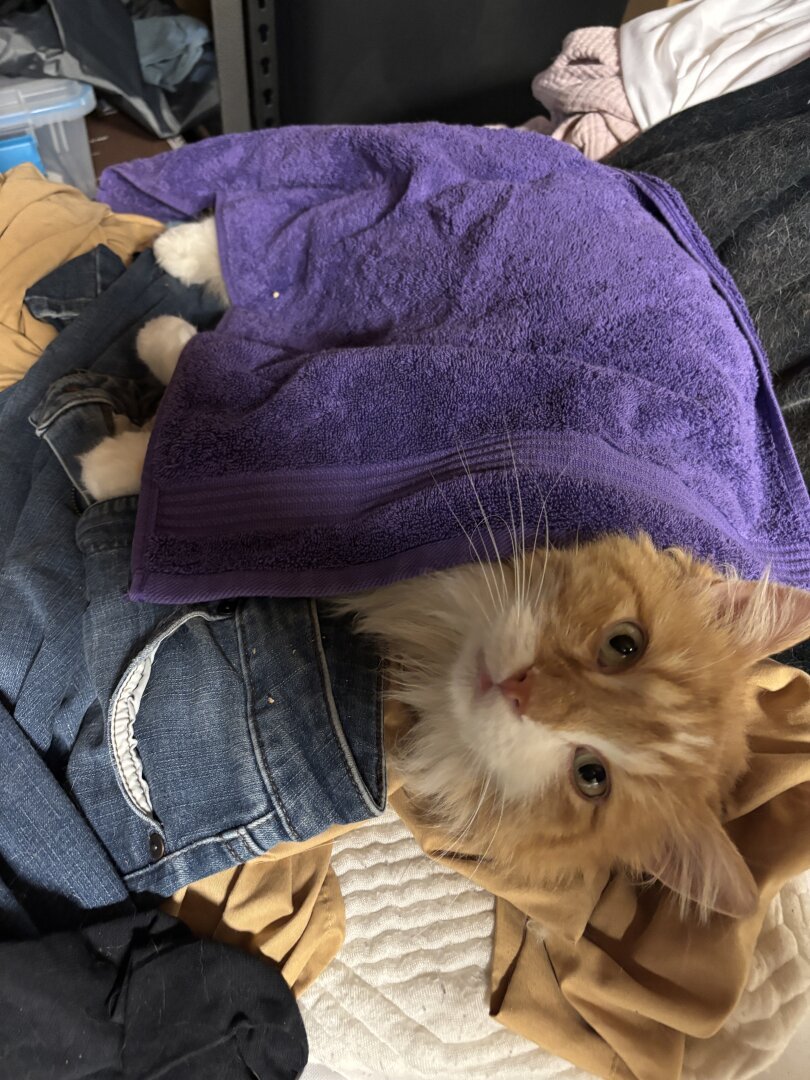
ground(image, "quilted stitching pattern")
xmin=300 ymin=812 xmax=810 ymax=1080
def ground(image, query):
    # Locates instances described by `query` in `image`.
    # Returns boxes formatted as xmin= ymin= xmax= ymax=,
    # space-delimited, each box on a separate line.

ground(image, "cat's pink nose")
xmin=498 ymin=669 xmax=531 ymax=714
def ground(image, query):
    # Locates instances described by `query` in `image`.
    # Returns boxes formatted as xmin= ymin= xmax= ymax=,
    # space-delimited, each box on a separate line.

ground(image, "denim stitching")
xmin=235 ymin=604 xmax=300 ymax=842
xmin=308 ymin=600 xmax=384 ymax=815
xmin=123 ymin=817 xmax=276 ymax=883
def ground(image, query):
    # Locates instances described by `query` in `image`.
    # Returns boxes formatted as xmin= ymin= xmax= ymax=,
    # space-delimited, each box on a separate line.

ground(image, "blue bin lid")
xmin=0 ymin=133 xmax=45 ymax=174
xmin=0 ymin=77 xmax=96 ymax=132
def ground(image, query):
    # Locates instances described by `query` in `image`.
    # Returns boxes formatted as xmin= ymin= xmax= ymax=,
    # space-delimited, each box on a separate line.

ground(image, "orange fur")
xmin=342 ymin=535 xmax=810 ymax=919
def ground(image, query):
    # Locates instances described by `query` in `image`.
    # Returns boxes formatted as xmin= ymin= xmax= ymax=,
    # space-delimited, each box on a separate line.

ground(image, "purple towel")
xmin=96 ymin=124 xmax=810 ymax=602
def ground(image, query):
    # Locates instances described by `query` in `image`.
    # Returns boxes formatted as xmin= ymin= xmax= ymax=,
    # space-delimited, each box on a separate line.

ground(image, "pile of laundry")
xmin=2 ymin=30 xmax=810 ymax=1080
xmin=0 ymin=0 xmax=218 ymax=139
xmin=524 ymin=0 xmax=810 ymax=160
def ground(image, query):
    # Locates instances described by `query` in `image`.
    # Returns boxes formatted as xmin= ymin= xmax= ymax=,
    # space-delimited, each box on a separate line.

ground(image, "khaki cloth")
xmin=390 ymin=661 xmax=810 ymax=1080
xmin=164 ymin=821 xmax=357 ymax=997
xmin=0 ymin=164 xmax=161 ymax=390
xmin=169 ymin=661 xmax=810 ymax=1079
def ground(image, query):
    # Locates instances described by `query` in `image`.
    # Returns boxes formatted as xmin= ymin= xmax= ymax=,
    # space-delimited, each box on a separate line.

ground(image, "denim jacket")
xmin=0 ymin=252 xmax=383 ymax=935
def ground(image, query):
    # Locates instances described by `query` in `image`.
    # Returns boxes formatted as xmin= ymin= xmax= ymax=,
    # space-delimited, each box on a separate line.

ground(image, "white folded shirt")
xmin=620 ymin=0 xmax=810 ymax=130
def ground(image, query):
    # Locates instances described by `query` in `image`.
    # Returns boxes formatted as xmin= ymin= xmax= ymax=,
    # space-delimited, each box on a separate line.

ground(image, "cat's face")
xmin=345 ymin=535 xmax=810 ymax=918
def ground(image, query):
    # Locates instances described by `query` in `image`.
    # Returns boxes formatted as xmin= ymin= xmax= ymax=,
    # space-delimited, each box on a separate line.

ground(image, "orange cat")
xmin=342 ymin=535 xmax=810 ymax=919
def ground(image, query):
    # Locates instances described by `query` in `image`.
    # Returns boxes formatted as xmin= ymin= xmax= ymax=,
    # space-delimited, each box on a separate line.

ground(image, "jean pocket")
xmin=107 ymin=607 xmax=236 ymax=825
xmin=75 ymin=499 xmax=271 ymax=870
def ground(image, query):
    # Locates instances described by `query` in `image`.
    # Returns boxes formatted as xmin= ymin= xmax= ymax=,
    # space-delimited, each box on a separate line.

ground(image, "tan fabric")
xmin=167 ymin=661 xmax=810 ymax=1077
xmin=164 ymin=822 xmax=359 ymax=997
xmin=388 ymin=661 xmax=810 ymax=1080
xmin=0 ymin=163 xmax=162 ymax=390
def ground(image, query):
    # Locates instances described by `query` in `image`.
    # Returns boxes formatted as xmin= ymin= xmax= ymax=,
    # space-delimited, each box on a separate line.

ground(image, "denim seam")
xmin=308 ymin=600 xmax=385 ymax=816
xmin=31 ymin=393 xmax=116 ymax=435
xmin=222 ymin=837 xmax=242 ymax=860
xmin=235 ymin=605 xmax=300 ymax=842
xmin=225 ymin=827 xmax=263 ymax=859
xmin=41 ymin=432 xmax=87 ymax=504
xmin=123 ymin=822 xmax=269 ymax=884
xmin=232 ymin=806 xmax=278 ymax=835
xmin=80 ymin=539 xmax=137 ymax=554
xmin=239 ymin=826 xmax=265 ymax=858
xmin=374 ymin=665 xmax=386 ymax=805
xmin=26 ymin=301 xmax=77 ymax=319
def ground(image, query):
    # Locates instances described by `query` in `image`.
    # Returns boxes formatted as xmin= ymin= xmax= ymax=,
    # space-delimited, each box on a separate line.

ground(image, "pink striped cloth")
xmin=523 ymin=27 xmax=639 ymax=161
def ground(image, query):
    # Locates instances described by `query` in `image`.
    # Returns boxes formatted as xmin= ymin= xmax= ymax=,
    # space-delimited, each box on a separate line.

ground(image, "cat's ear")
xmin=710 ymin=577 xmax=810 ymax=660
xmin=648 ymin=812 xmax=758 ymax=919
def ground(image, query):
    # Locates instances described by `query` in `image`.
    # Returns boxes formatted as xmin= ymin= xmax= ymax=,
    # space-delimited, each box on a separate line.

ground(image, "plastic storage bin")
xmin=0 ymin=76 xmax=97 ymax=195
xmin=0 ymin=133 xmax=45 ymax=175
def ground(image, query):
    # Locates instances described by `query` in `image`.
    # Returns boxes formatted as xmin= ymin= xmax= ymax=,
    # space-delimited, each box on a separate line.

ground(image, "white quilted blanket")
xmin=299 ymin=810 xmax=810 ymax=1080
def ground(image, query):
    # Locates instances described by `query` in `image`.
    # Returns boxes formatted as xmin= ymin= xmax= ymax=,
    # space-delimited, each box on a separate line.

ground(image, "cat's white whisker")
xmin=445 ymin=774 xmax=491 ymax=855
xmin=678 ymin=649 xmax=740 ymax=675
xmin=535 ymin=503 xmax=552 ymax=615
xmin=505 ymin=428 xmax=528 ymax=614
xmin=498 ymin=427 xmax=524 ymax=613
xmin=672 ymin=731 xmax=712 ymax=747
xmin=523 ymin=462 xmax=571 ymax=609
xmin=429 ymin=470 xmax=500 ymax=620
xmin=469 ymin=515 xmax=509 ymax=618
xmin=457 ymin=445 xmax=509 ymax=613
xmin=466 ymin=790 xmax=505 ymax=886
xmin=489 ymin=512 xmax=525 ymax=628
xmin=503 ymin=478 xmax=522 ymax=611
xmin=645 ymin=741 xmax=709 ymax=767
xmin=527 ymin=493 xmax=551 ymax=612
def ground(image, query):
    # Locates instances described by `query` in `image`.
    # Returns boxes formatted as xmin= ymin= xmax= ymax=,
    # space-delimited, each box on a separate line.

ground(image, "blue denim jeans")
xmin=25 ymin=244 xmax=127 ymax=331
xmin=0 ymin=251 xmax=383 ymax=936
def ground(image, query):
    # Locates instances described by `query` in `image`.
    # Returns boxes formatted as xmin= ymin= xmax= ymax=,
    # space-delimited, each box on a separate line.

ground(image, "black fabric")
xmin=0 ymin=910 xmax=308 ymax=1079
xmin=610 ymin=60 xmax=810 ymax=671
xmin=609 ymin=59 xmax=810 ymax=477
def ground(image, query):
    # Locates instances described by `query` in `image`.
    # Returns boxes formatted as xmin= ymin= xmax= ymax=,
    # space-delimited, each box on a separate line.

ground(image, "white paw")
xmin=113 ymin=413 xmax=138 ymax=435
xmin=136 ymin=315 xmax=197 ymax=385
xmin=153 ymin=217 xmax=227 ymax=300
xmin=80 ymin=429 xmax=152 ymax=501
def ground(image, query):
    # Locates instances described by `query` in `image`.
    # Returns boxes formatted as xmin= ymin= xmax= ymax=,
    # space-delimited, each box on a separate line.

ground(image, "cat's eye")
xmin=571 ymin=747 xmax=610 ymax=800
xmin=597 ymin=620 xmax=646 ymax=671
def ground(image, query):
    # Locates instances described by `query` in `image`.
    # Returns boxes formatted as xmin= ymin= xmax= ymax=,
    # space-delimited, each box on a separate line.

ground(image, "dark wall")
xmin=275 ymin=0 xmax=627 ymax=127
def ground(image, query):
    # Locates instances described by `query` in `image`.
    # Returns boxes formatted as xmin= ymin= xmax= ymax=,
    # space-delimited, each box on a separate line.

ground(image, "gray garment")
xmin=609 ymin=59 xmax=810 ymax=480
xmin=610 ymin=60 xmax=810 ymax=669
xmin=134 ymin=15 xmax=210 ymax=91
